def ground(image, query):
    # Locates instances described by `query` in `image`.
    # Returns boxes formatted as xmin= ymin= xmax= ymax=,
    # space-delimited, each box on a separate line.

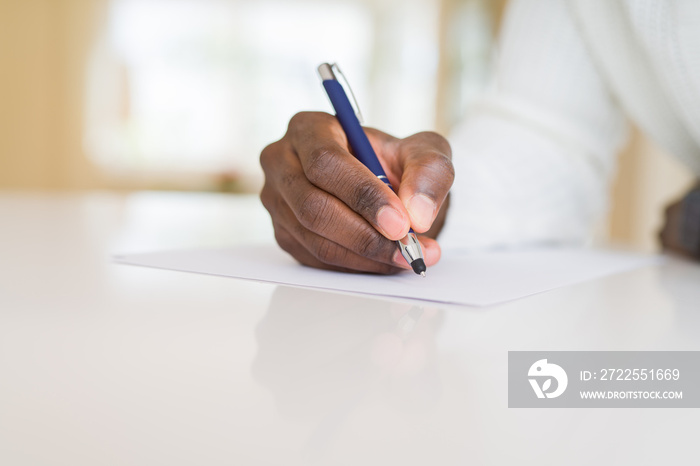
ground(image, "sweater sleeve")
xmin=439 ymin=0 xmax=628 ymax=250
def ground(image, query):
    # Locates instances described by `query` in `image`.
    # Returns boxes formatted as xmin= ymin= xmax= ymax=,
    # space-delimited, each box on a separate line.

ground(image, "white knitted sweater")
xmin=441 ymin=0 xmax=700 ymax=249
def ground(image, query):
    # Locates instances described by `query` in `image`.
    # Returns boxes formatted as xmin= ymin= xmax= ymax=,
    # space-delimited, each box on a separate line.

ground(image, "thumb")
xmin=395 ymin=132 xmax=454 ymax=233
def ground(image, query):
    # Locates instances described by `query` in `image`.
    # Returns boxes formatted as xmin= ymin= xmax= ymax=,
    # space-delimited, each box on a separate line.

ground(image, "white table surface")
xmin=1 ymin=191 xmax=699 ymax=466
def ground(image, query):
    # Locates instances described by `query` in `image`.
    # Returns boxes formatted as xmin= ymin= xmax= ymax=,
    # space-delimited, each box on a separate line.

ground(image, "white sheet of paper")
xmin=114 ymin=245 xmax=661 ymax=307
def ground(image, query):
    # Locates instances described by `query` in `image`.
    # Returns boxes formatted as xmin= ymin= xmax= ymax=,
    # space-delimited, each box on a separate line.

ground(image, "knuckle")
xmin=416 ymin=131 xmax=452 ymax=157
xmin=288 ymin=111 xmax=332 ymax=132
xmin=419 ymin=152 xmax=455 ymax=187
xmin=280 ymin=167 xmax=299 ymax=190
xmin=260 ymin=141 xmax=286 ymax=172
xmin=435 ymin=154 xmax=456 ymax=183
xmin=305 ymin=146 xmax=339 ymax=185
xmin=352 ymin=227 xmax=392 ymax=259
xmin=274 ymin=226 xmax=295 ymax=253
xmin=313 ymin=239 xmax=344 ymax=265
xmin=350 ymin=179 xmax=386 ymax=218
xmin=296 ymin=190 xmax=331 ymax=231
xmin=259 ymin=185 xmax=273 ymax=212
xmin=259 ymin=143 xmax=275 ymax=171
xmin=288 ymin=111 xmax=312 ymax=130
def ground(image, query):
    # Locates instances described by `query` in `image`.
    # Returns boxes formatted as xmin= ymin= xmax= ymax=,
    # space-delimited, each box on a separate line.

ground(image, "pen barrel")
xmin=322 ymin=79 xmax=389 ymax=181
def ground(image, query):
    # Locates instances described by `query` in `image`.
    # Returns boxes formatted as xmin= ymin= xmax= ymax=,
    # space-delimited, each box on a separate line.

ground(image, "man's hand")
xmin=260 ymin=111 xmax=454 ymax=274
xmin=660 ymin=184 xmax=700 ymax=260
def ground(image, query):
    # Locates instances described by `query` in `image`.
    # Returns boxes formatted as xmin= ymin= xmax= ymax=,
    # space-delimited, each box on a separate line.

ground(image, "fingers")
xmin=261 ymin=133 xmax=404 ymax=274
xmin=391 ymin=236 xmax=442 ymax=270
xmin=390 ymin=131 xmax=454 ymax=234
xmin=273 ymin=222 xmax=400 ymax=274
xmin=263 ymin=138 xmax=395 ymax=255
xmin=264 ymin=182 xmax=441 ymax=273
xmin=260 ymin=111 xmax=449 ymax=273
xmin=289 ymin=112 xmax=411 ymax=241
xmin=265 ymin=186 xmax=401 ymax=274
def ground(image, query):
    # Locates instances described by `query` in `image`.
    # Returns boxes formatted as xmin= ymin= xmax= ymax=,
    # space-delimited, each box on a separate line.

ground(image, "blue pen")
xmin=317 ymin=63 xmax=426 ymax=276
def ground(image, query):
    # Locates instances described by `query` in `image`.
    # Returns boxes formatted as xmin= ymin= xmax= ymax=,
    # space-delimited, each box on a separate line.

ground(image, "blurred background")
xmin=0 ymin=0 xmax=695 ymax=251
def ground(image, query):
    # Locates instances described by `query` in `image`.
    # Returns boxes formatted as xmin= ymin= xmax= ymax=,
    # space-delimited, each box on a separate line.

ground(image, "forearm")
xmin=440 ymin=0 xmax=626 ymax=250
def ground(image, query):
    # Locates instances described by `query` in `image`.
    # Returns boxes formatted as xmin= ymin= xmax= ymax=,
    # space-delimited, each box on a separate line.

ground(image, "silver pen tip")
xmin=420 ymin=271 xmax=426 ymax=277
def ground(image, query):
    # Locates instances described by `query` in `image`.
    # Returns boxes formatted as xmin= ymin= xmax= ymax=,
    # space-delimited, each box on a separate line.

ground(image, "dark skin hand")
xmin=659 ymin=184 xmax=700 ymax=260
xmin=260 ymin=111 xmax=454 ymax=274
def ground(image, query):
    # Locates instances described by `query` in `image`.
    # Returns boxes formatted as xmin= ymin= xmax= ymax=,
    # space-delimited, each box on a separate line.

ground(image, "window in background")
xmin=438 ymin=0 xmax=495 ymax=132
xmin=84 ymin=0 xmax=494 ymax=191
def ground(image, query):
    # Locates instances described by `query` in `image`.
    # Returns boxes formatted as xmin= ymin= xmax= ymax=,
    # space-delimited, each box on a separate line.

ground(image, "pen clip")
xmin=330 ymin=63 xmax=365 ymax=125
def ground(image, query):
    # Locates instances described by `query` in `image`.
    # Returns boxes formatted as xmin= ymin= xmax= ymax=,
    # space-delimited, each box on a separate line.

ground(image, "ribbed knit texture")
xmin=441 ymin=0 xmax=700 ymax=249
